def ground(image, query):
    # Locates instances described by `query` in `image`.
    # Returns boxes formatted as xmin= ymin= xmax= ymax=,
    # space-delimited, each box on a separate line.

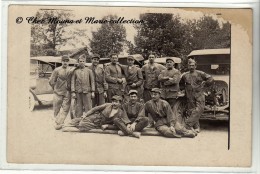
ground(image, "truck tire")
xmin=29 ymin=92 xmax=35 ymax=112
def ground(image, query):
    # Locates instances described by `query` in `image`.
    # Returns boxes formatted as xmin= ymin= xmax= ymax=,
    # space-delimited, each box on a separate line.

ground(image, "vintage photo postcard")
xmin=5 ymin=5 xmax=253 ymax=169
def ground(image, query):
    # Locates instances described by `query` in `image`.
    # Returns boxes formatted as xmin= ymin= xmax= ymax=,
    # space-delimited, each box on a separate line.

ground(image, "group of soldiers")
xmin=49 ymin=52 xmax=213 ymax=138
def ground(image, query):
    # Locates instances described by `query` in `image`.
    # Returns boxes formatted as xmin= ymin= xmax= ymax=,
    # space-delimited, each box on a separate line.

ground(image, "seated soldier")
xmin=62 ymin=95 xmax=141 ymax=138
xmin=115 ymin=90 xmax=149 ymax=136
xmin=139 ymin=88 xmax=196 ymax=138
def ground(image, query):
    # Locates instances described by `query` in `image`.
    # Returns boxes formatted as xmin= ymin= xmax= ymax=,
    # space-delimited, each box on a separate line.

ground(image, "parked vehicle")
xmin=29 ymin=56 xmax=77 ymax=111
xmin=144 ymin=57 xmax=182 ymax=70
xmin=100 ymin=54 xmax=144 ymax=67
xmin=173 ymin=48 xmax=230 ymax=121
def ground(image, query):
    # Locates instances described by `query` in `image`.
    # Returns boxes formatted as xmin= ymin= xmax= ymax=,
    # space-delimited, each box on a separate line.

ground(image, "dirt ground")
xmin=7 ymin=104 xmax=229 ymax=167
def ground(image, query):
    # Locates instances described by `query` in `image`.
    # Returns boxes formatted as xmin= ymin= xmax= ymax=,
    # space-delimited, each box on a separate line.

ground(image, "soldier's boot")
xmin=118 ymin=130 xmax=126 ymax=136
xmin=131 ymin=132 xmax=141 ymax=138
xmin=118 ymin=130 xmax=141 ymax=138
xmin=175 ymin=125 xmax=196 ymax=138
xmin=193 ymin=122 xmax=200 ymax=133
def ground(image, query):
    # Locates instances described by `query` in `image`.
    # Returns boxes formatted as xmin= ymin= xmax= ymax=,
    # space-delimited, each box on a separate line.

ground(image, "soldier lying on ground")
xmin=62 ymin=95 xmax=141 ymax=138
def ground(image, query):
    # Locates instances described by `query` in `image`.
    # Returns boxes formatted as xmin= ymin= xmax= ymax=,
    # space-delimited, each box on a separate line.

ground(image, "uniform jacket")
xmin=105 ymin=63 xmax=125 ymax=90
xmin=141 ymin=63 xmax=166 ymax=89
xmin=158 ymin=68 xmax=181 ymax=99
xmin=120 ymin=65 xmax=143 ymax=87
xmin=49 ymin=66 xmax=74 ymax=96
xmin=180 ymin=70 xmax=213 ymax=95
xmin=71 ymin=67 xmax=95 ymax=93
xmin=122 ymin=102 xmax=144 ymax=122
xmin=140 ymin=99 xmax=176 ymax=128
xmin=88 ymin=64 xmax=108 ymax=94
xmin=85 ymin=103 xmax=131 ymax=125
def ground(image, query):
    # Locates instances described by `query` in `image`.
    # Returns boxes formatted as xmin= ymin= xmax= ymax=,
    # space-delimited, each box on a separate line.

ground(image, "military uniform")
xmin=49 ymin=59 xmax=76 ymax=129
xmin=180 ymin=69 xmax=213 ymax=128
xmin=158 ymin=67 xmax=181 ymax=106
xmin=89 ymin=64 xmax=108 ymax=107
xmin=122 ymin=101 xmax=148 ymax=132
xmin=120 ymin=64 xmax=143 ymax=100
xmin=141 ymin=63 xmax=166 ymax=102
xmin=63 ymin=96 xmax=132 ymax=134
xmin=105 ymin=63 xmax=126 ymax=102
xmin=71 ymin=66 xmax=95 ymax=117
xmin=139 ymin=88 xmax=195 ymax=138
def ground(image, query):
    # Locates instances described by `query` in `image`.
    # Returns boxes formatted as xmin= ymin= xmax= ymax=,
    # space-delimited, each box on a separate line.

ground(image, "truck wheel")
xmin=29 ymin=92 xmax=35 ymax=111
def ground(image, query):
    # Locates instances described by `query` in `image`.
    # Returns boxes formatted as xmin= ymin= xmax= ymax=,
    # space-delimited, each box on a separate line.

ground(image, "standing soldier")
xmin=105 ymin=53 xmax=126 ymax=102
xmin=49 ymin=55 xmax=74 ymax=130
xmin=89 ymin=54 xmax=108 ymax=107
xmin=71 ymin=54 xmax=95 ymax=118
xmin=139 ymin=88 xmax=196 ymax=138
xmin=119 ymin=55 xmax=143 ymax=101
xmin=180 ymin=59 xmax=214 ymax=133
xmin=158 ymin=57 xmax=181 ymax=107
xmin=141 ymin=53 xmax=166 ymax=127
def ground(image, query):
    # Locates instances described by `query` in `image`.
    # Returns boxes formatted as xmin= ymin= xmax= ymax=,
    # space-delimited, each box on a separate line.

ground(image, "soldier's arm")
xmin=158 ymin=70 xmax=169 ymax=82
xmin=102 ymin=68 xmax=108 ymax=91
xmin=70 ymin=70 xmax=76 ymax=93
xmin=134 ymin=104 xmax=145 ymax=122
xmin=89 ymin=70 xmax=95 ymax=92
xmin=84 ymin=103 xmax=108 ymax=117
xmin=104 ymin=66 xmax=118 ymax=84
xmin=164 ymin=70 xmax=181 ymax=85
xmin=49 ymin=69 xmax=58 ymax=89
xmin=119 ymin=108 xmax=131 ymax=125
xmin=201 ymin=71 xmax=214 ymax=85
xmin=135 ymin=68 xmax=144 ymax=87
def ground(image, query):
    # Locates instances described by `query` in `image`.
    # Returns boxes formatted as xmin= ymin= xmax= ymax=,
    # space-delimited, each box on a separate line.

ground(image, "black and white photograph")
xmin=5 ymin=5 xmax=253 ymax=168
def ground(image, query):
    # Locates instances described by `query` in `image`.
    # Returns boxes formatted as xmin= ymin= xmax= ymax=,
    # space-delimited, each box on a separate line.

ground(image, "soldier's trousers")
xmin=107 ymin=88 xmax=123 ymax=103
xmin=113 ymin=117 xmax=149 ymax=135
xmin=185 ymin=93 xmax=205 ymax=127
xmin=156 ymin=125 xmax=180 ymax=138
xmin=143 ymin=88 xmax=152 ymax=103
xmin=75 ymin=92 xmax=92 ymax=118
xmin=92 ymin=92 xmax=105 ymax=107
xmin=66 ymin=113 xmax=101 ymax=131
xmin=53 ymin=92 xmax=71 ymax=125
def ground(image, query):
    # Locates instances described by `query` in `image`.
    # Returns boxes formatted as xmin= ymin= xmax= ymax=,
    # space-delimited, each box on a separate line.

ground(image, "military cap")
xmin=166 ymin=57 xmax=175 ymax=63
xmin=188 ymin=58 xmax=196 ymax=65
xmin=151 ymin=88 xmax=161 ymax=94
xmin=127 ymin=55 xmax=135 ymax=60
xmin=111 ymin=95 xmax=123 ymax=101
xmin=61 ymin=55 xmax=69 ymax=61
xmin=91 ymin=54 xmax=100 ymax=59
xmin=128 ymin=89 xmax=138 ymax=95
xmin=78 ymin=54 xmax=86 ymax=60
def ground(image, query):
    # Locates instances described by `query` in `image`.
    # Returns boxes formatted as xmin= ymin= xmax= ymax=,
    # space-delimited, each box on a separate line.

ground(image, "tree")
xmin=30 ymin=9 xmax=88 ymax=57
xmin=134 ymin=13 xmax=186 ymax=58
xmin=89 ymin=15 xmax=127 ymax=57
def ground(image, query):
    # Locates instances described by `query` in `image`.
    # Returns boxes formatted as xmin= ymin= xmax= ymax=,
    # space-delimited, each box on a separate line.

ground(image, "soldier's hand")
xmin=117 ymin=78 xmax=123 ymax=84
xmin=127 ymin=124 xmax=133 ymax=133
xmin=170 ymin=126 xmax=176 ymax=134
xmin=130 ymin=83 xmax=137 ymax=88
xmin=101 ymin=124 xmax=109 ymax=130
xmin=201 ymin=81 xmax=206 ymax=87
xmin=72 ymin=92 xmax=76 ymax=99
xmin=104 ymin=91 xmax=107 ymax=98
xmin=91 ymin=92 xmax=95 ymax=98
xmin=130 ymin=123 xmax=136 ymax=132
